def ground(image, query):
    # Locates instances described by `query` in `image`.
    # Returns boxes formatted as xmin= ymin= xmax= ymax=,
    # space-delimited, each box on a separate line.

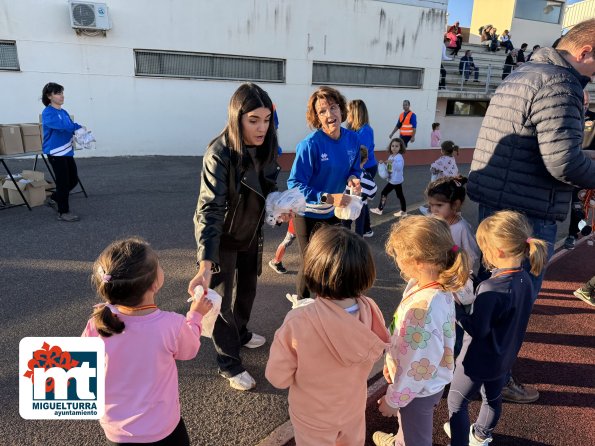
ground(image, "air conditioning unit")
xmin=69 ymin=1 xmax=111 ymax=31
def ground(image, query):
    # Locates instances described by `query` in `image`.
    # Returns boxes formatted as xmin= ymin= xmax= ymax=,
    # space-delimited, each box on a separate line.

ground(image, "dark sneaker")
xmin=57 ymin=212 xmax=80 ymax=222
xmin=372 ymin=431 xmax=396 ymax=446
xmin=45 ymin=197 xmax=58 ymax=212
xmin=573 ymin=288 xmax=595 ymax=307
xmin=268 ymin=260 xmax=287 ymax=274
xmin=563 ymin=236 xmax=576 ymax=250
xmin=501 ymin=376 xmax=539 ymax=403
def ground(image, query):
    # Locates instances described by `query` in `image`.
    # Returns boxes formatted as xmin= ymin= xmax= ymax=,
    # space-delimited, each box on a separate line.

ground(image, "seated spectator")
xmin=488 ymin=28 xmax=499 ymax=52
xmin=447 ymin=21 xmax=463 ymax=56
xmin=517 ymin=43 xmax=528 ymax=63
xmin=440 ymin=36 xmax=453 ymax=89
xmin=479 ymin=25 xmax=493 ymax=48
xmin=459 ymin=50 xmax=479 ymax=82
xmin=502 ymin=49 xmax=518 ymax=80
xmin=500 ymin=30 xmax=514 ymax=53
xmin=527 ymin=44 xmax=540 ymax=61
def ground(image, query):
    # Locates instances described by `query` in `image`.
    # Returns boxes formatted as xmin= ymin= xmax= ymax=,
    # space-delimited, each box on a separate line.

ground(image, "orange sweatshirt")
xmin=266 ymin=296 xmax=390 ymax=429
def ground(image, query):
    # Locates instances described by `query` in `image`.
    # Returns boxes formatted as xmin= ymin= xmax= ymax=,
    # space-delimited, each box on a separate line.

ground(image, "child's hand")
xmin=377 ymin=396 xmax=400 ymax=418
xmin=383 ymin=364 xmax=393 ymax=384
xmin=190 ymin=291 xmax=213 ymax=316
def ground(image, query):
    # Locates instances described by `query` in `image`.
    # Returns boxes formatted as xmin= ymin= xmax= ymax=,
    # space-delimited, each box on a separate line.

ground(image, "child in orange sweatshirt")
xmin=266 ymin=225 xmax=390 ymax=446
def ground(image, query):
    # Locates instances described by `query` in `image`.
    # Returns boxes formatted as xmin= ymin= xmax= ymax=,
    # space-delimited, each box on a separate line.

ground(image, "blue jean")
xmin=448 ymin=363 xmax=508 ymax=446
xmin=477 ymin=204 xmax=557 ymax=302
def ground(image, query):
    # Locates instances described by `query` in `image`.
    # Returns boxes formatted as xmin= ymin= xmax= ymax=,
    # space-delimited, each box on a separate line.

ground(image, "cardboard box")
xmin=0 ymin=125 xmax=24 ymax=155
xmin=20 ymin=124 xmax=42 ymax=153
xmin=21 ymin=170 xmax=45 ymax=182
xmin=3 ymin=179 xmax=48 ymax=207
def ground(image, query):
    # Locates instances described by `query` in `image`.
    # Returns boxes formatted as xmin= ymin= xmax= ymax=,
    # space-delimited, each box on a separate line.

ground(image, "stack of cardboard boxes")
xmin=0 ymin=124 xmax=43 ymax=156
xmin=1 ymin=170 xmax=50 ymax=207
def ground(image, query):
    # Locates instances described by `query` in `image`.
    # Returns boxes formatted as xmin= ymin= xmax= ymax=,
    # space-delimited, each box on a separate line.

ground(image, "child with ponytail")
xmin=82 ymin=237 xmax=213 ymax=446
xmin=445 ymin=211 xmax=548 ymax=446
xmin=373 ymin=216 xmax=469 ymax=446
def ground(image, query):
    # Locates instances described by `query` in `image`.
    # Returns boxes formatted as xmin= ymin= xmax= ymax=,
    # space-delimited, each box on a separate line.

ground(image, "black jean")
xmin=211 ymin=236 xmax=260 ymax=377
xmin=107 ymin=417 xmax=189 ymax=446
xmin=378 ymin=183 xmax=406 ymax=212
xmin=439 ymin=64 xmax=447 ymax=88
xmin=48 ymin=155 xmax=79 ymax=214
xmin=364 ymin=164 xmax=378 ymax=233
xmin=294 ymin=214 xmax=341 ymax=299
xmin=568 ymin=188 xmax=582 ymax=237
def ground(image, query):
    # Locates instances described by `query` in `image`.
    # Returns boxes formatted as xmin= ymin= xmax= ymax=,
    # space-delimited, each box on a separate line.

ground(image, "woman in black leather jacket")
xmin=188 ymin=83 xmax=281 ymax=391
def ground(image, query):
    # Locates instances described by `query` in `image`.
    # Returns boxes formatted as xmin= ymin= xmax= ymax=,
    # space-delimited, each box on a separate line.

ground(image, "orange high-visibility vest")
xmin=398 ymin=111 xmax=414 ymax=136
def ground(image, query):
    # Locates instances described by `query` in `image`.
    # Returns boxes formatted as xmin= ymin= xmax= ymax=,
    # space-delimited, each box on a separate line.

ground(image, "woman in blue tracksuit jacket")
xmin=41 ymin=82 xmax=83 ymax=222
xmin=287 ymin=86 xmax=361 ymax=299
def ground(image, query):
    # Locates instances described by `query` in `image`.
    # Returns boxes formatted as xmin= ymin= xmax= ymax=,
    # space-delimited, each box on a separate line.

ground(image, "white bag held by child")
xmin=334 ymin=195 xmax=363 ymax=221
xmin=286 ymin=293 xmax=315 ymax=309
xmin=188 ymin=285 xmax=222 ymax=338
xmin=378 ymin=162 xmax=388 ymax=180
xmin=453 ymin=277 xmax=476 ymax=306
xmin=265 ymin=188 xmax=307 ymax=226
xmin=73 ymin=127 xmax=96 ymax=150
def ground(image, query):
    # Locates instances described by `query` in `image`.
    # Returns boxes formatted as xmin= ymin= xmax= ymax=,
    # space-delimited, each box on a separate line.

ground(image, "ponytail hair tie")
xmin=526 ymin=237 xmax=533 ymax=244
xmin=97 ymin=266 xmax=112 ymax=283
xmin=102 ymin=274 xmax=112 ymax=283
xmin=451 ymin=244 xmax=459 ymax=253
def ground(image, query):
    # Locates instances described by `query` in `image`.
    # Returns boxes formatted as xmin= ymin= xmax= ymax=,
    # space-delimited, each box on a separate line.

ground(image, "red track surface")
xmin=365 ymin=240 xmax=595 ymax=446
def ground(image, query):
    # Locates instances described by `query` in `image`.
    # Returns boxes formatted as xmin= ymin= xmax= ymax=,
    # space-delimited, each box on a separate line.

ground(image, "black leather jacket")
xmin=194 ymin=135 xmax=280 ymax=265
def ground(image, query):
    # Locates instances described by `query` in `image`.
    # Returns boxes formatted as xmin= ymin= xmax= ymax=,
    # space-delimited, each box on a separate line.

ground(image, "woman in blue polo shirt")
xmin=41 ymin=82 xmax=83 ymax=222
xmin=288 ymin=86 xmax=361 ymax=299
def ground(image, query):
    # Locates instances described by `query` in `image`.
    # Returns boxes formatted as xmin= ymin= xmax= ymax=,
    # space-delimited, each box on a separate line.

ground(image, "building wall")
xmin=563 ymin=0 xmax=595 ymax=29
xmin=435 ymin=98 xmax=483 ymax=149
xmin=510 ymin=18 xmax=562 ymax=48
xmin=0 ymin=0 xmax=446 ymax=157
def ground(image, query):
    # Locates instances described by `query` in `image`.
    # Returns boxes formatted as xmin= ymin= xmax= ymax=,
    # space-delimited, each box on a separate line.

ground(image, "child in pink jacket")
xmin=266 ymin=226 xmax=390 ymax=446
xmin=82 ymin=237 xmax=212 ymax=445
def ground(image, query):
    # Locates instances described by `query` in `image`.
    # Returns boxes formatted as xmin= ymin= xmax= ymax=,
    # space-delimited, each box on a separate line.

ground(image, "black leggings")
xmin=48 ymin=155 xmax=79 ymax=214
xmin=378 ymin=183 xmax=406 ymax=212
xmin=294 ymin=214 xmax=341 ymax=299
xmin=107 ymin=417 xmax=190 ymax=446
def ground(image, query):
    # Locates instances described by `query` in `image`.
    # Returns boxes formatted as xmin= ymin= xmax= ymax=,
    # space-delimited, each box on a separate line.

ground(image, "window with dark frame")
xmin=0 ymin=41 xmax=20 ymax=71
xmin=312 ymin=61 xmax=423 ymax=89
xmin=134 ymin=49 xmax=285 ymax=83
xmin=446 ymin=100 xmax=489 ymax=117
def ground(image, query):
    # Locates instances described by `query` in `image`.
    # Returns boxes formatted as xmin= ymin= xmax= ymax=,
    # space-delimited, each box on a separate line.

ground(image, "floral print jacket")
xmin=384 ymin=280 xmax=456 ymax=408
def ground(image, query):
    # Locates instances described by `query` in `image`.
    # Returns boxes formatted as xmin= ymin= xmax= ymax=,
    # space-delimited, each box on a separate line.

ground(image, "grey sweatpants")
xmin=394 ymin=390 xmax=443 ymax=446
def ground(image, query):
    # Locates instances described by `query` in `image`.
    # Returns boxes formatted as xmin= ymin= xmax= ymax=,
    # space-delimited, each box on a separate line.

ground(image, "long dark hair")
xmin=214 ymin=83 xmax=277 ymax=168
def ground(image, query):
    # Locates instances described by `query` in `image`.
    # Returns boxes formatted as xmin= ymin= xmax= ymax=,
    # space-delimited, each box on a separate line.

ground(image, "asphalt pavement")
xmin=0 ymin=156 xmax=574 ymax=445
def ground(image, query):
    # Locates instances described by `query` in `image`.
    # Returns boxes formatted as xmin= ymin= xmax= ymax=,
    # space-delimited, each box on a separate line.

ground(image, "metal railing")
xmin=440 ymin=61 xmax=518 ymax=95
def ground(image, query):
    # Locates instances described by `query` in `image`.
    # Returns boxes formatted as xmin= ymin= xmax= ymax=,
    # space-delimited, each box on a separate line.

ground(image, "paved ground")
xmin=0 ymin=156 xmax=580 ymax=445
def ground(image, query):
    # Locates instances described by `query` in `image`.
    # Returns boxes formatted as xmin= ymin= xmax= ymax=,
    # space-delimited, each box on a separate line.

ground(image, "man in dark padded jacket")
xmin=467 ymin=18 xmax=595 ymax=404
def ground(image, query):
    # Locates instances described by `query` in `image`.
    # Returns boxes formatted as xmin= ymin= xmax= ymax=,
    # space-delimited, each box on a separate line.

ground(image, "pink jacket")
xmin=82 ymin=309 xmax=203 ymax=443
xmin=266 ymin=296 xmax=390 ymax=429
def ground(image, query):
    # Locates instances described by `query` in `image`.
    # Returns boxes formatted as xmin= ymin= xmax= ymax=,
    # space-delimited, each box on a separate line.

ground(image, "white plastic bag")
xmin=378 ymin=162 xmax=388 ymax=180
xmin=453 ymin=277 xmax=475 ymax=306
xmin=334 ymin=195 xmax=363 ymax=220
xmin=286 ymin=293 xmax=315 ymax=309
xmin=73 ymin=128 xmax=96 ymax=150
xmin=265 ymin=188 xmax=307 ymax=226
xmin=190 ymin=286 xmax=222 ymax=338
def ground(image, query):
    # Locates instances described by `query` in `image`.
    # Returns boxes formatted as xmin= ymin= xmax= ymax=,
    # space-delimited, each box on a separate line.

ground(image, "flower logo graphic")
xmin=443 ymin=321 xmax=455 ymax=338
xmin=440 ymin=347 xmax=455 ymax=370
xmin=407 ymin=358 xmax=436 ymax=381
xmin=404 ymin=326 xmax=431 ymax=349
xmin=406 ymin=306 xmax=431 ymax=327
xmin=23 ymin=342 xmax=79 ymax=392
xmin=387 ymin=387 xmax=417 ymax=407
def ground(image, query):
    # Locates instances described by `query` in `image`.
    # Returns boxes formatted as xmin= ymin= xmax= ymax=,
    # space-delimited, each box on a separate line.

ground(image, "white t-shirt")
xmin=450 ymin=216 xmax=480 ymax=274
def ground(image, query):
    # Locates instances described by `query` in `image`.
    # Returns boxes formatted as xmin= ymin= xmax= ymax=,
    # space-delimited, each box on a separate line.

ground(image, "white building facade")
xmin=0 ymin=0 xmax=448 ymax=157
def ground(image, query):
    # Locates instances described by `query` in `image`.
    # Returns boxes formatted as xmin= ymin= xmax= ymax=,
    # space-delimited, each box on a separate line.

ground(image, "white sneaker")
xmin=243 ymin=333 xmax=266 ymax=349
xmin=469 ymin=424 xmax=493 ymax=446
xmin=393 ymin=211 xmax=407 ymax=217
xmin=419 ymin=205 xmax=430 ymax=216
xmin=228 ymin=371 xmax=256 ymax=391
xmin=363 ymin=231 xmax=374 ymax=238
xmin=369 ymin=208 xmax=383 ymax=215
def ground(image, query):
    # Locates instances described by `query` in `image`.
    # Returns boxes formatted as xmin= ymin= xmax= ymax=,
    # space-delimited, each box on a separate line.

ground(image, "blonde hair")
xmin=346 ymin=99 xmax=370 ymax=131
xmin=476 ymin=210 xmax=548 ymax=276
xmin=386 ymin=216 xmax=469 ymax=291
